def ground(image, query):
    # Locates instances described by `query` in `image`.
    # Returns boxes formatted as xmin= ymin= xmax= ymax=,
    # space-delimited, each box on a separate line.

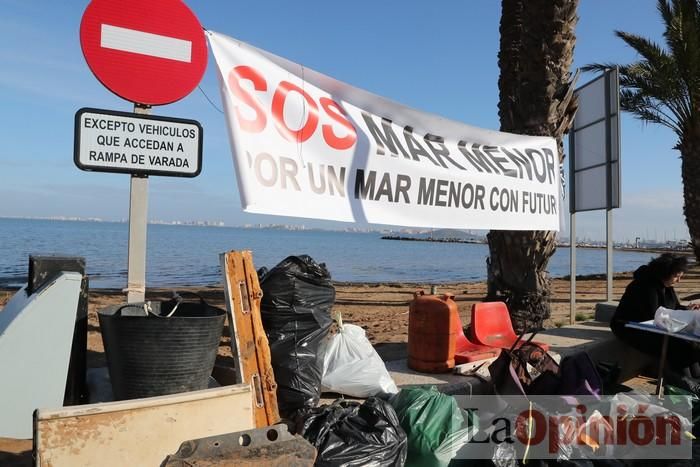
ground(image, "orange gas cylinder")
xmin=407 ymin=290 xmax=458 ymax=373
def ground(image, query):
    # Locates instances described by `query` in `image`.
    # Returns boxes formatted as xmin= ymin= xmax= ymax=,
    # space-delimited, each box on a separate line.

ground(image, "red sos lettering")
xmin=227 ymin=65 xmax=356 ymax=151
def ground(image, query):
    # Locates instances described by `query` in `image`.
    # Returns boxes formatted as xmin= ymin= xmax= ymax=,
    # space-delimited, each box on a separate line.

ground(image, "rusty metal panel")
xmin=163 ymin=424 xmax=316 ymax=466
xmin=34 ymin=384 xmax=255 ymax=467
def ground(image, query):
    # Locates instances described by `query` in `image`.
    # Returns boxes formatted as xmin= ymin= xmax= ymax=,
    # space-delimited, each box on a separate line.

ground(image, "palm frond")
xmin=580 ymin=62 xmax=617 ymax=73
xmin=660 ymin=0 xmax=700 ymax=103
xmin=582 ymin=0 xmax=700 ymax=142
xmin=621 ymin=68 xmax=691 ymax=131
xmin=620 ymin=89 xmax=684 ymax=135
xmin=617 ymin=61 xmax=691 ymax=124
xmin=615 ymin=31 xmax=669 ymax=65
xmin=657 ymin=0 xmax=675 ymax=29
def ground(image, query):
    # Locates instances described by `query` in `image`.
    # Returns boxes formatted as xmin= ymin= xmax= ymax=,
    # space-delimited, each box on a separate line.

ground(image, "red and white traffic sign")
xmin=80 ymin=0 xmax=207 ymax=106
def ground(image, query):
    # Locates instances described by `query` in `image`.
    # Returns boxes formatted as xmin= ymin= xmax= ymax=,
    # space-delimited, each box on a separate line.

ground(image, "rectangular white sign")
xmin=74 ymin=108 xmax=202 ymax=177
xmin=570 ymin=69 xmax=621 ymax=212
xmin=208 ymin=30 xmax=560 ymax=230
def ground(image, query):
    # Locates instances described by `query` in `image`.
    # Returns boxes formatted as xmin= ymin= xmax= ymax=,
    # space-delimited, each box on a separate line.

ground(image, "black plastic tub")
xmin=98 ymin=294 xmax=225 ymax=400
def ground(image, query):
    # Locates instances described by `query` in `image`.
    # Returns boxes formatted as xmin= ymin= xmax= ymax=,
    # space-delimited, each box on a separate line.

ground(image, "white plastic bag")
xmin=321 ymin=321 xmax=398 ymax=398
xmin=653 ymin=306 xmax=695 ymax=333
xmin=610 ymin=392 xmax=693 ymax=440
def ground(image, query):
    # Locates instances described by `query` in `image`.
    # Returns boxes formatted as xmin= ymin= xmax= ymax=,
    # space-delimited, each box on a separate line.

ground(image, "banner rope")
xmin=198 ymin=85 xmax=224 ymax=114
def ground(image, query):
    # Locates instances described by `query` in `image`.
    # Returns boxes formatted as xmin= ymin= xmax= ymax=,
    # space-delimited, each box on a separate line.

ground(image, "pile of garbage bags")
xmin=260 ymin=255 xmax=476 ymax=466
xmin=258 ymin=255 xmax=700 ymax=466
xmin=293 ymin=386 xmax=476 ymax=467
xmin=259 ymin=255 xmax=398 ymax=415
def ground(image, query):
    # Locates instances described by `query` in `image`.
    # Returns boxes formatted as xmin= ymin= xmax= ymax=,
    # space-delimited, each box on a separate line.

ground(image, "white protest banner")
xmin=208 ymin=30 xmax=560 ymax=230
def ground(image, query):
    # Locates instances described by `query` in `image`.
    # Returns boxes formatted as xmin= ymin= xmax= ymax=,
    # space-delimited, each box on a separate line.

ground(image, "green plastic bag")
xmin=390 ymin=386 xmax=477 ymax=467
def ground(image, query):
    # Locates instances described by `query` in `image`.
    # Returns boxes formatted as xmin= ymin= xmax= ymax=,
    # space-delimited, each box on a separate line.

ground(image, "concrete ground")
xmin=365 ymin=319 xmax=656 ymax=397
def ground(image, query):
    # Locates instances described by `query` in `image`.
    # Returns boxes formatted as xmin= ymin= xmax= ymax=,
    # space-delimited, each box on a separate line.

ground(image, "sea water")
xmin=0 ymin=218 xmax=659 ymax=288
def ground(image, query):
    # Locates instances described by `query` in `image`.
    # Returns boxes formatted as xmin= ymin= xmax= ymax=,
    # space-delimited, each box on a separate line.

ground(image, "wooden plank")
xmin=241 ymin=251 xmax=280 ymax=425
xmin=34 ymin=384 xmax=254 ymax=467
xmin=221 ymin=250 xmax=280 ymax=427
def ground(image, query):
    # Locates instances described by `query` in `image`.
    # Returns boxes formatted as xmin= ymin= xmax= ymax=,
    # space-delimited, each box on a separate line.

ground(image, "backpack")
xmin=489 ymin=332 xmax=602 ymax=397
xmin=489 ymin=333 xmax=559 ymax=397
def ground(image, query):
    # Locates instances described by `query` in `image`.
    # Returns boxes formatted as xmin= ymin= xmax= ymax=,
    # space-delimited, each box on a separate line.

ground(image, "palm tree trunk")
xmin=487 ymin=230 xmax=558 ymax=331
xmin=681 ymin=125 xmax=700 ymax=258
xmin=488 ymin=0 xmax=578 ymax=332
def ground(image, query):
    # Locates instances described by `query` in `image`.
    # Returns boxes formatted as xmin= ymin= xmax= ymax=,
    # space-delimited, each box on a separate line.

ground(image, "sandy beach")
xmin=2 ymin=265 xmax=700 ymax=370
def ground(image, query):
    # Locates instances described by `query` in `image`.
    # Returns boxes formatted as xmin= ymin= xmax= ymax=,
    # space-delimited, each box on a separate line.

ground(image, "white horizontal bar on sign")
xmin=100 ymin=24 xmax=192 ymax=63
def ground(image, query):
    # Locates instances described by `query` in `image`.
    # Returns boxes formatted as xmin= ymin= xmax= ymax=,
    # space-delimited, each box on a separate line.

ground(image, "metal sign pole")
xmin=606 ymin=209 xmax=613 ymax=301
xmin=570 ymin=212 xmax=577 ymax=324
xmin=604 ymin=69 xmax=614 ymax=302
xmin=126 ymin=104 xmax=150 ymax=303
xmin=569 ymin=113 xmax=577 ymax=325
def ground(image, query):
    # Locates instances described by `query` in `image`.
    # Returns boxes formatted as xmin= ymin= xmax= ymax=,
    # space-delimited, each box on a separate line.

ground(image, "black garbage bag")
xmin=259 ymin=255 xmax=335 ymax=415
xmin=294 ymin=397 xmax=407 ymax=467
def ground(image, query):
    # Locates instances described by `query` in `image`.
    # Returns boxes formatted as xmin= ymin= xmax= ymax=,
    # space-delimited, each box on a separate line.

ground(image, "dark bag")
xmin=259 ymin=255 xmax=335 ymax=415
xmin=489 ymin=332 xmax=602 ymax=397
xmin=294 ymin=397 xmax=407 ymax=467
xmin=517 ymin=340 xmax=561 ymax=395
xmin=595 ymin=361 xmax=622 ymax=394
xmin=557 ymin=352 xmax=603 ymax=397
xmin=489 ymin=334 xmax=560 ymax=396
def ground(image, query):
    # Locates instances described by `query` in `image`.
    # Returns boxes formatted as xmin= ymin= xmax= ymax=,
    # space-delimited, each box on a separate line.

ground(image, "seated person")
xmin=611 ymin=253 xmax=700 ymax=386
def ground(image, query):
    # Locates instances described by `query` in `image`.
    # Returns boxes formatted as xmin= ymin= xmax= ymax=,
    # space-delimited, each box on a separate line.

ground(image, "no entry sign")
xmin=74 ymin=108 xmax=203 ymax=177
xmin=80 ymin=0 xmax=207 ymax=105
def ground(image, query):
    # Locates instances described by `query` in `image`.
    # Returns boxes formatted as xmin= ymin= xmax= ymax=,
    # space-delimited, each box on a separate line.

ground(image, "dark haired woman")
xmin=611 ymin=253 xmax=700 ymax=387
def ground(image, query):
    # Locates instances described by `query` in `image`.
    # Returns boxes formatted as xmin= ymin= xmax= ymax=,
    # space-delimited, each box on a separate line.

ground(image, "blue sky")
xmin=0 ymin=1 xmax=686 ymax=242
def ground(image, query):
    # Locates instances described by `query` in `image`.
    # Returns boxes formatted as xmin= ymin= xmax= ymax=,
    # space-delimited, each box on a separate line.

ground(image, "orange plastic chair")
xmin=452 ymin=312 xmax=501 ymax=364
xmin=470 ymin=301 xmax=549 ymax=351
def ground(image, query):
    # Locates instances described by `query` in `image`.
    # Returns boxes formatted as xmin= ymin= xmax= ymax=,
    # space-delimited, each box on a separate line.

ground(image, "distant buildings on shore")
xmin=149 ymin=219 xmax=225 ymax=227
xmin=557 ymin=237 xmax=691 ymax=251
xmin=380 ymin=231 xmax=692 ymax=251
xmin=1 ymin=216 xmax=225 ymax=227
xmin=1 ymin=217 xmax=692 ymax=249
